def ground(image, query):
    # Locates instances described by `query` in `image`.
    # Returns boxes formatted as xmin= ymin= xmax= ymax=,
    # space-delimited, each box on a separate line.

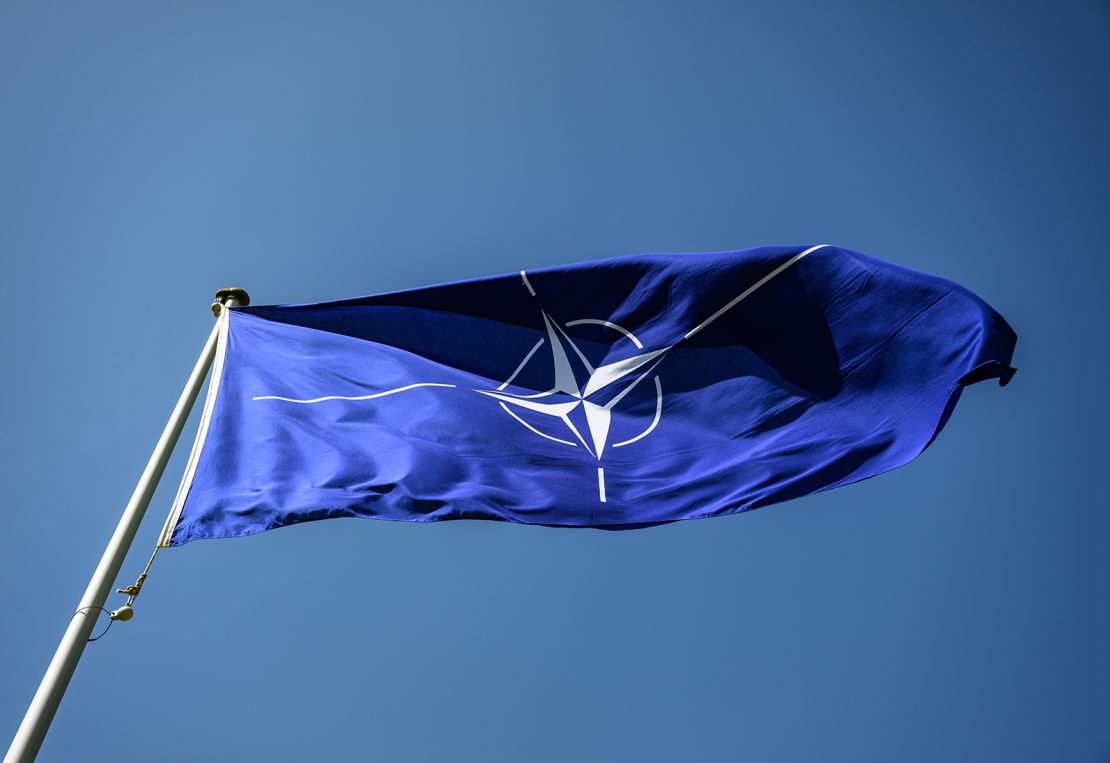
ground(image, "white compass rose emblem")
xmin=478 ymin=311 xmax=666 ymax=460
xmin=474 ymin=271 xmax=672 ymax=501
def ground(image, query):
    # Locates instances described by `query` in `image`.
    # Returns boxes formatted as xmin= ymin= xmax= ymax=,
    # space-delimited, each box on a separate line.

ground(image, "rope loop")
xmin=73 ymin=606 xmax=113 ymax=642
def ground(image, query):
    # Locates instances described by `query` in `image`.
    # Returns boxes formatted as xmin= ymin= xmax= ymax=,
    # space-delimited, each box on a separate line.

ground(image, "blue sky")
xmin=2 ymin=2 xmax=1108 ymax=761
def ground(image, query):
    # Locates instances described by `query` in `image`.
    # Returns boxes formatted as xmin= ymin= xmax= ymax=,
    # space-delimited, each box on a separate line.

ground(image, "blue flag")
xmin=159 ymin=245 xmax=1016 ymax=546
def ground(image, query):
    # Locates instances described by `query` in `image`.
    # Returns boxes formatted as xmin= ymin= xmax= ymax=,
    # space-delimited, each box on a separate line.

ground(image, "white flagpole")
xmin=4 ymin=289 xmax=248 ymax=763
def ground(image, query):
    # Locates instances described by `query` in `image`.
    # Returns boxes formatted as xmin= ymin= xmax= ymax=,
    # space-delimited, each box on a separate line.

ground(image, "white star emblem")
xmin=476 ymin=312 xmax=667 ymax=460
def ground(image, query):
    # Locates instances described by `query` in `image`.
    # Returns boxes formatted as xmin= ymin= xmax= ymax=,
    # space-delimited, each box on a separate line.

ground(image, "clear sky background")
xmin=1 ymin=2 xmax=1108 ymax=761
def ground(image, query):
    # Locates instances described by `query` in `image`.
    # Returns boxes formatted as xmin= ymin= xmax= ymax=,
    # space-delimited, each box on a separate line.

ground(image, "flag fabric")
xmin=159 ymin=245 xmax=1016 ymax=546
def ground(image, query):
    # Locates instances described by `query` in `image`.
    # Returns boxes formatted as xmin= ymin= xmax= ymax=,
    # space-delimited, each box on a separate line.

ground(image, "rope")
xmin=116 ymin=543 xmax=162 ymax=606
xmin=136 ymin=544 xmax=161 ymax=588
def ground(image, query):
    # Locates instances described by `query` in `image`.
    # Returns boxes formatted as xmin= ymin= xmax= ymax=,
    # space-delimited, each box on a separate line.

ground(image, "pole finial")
xmin=212 ymin=287 xmax=250 ymax=316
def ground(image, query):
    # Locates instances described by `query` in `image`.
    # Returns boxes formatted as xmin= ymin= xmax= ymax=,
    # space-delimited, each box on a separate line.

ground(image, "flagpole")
xmin=4 ymin=289 xmax=248 ymax=763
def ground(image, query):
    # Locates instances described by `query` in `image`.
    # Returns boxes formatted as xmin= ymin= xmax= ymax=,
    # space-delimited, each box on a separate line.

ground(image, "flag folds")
xmin=159 ymin=245 xmax=1016 ymax=546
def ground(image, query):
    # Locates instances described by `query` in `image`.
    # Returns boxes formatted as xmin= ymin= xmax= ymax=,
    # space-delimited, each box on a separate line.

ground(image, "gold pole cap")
xmin=211 ymin=287 xmax=251 ymax=316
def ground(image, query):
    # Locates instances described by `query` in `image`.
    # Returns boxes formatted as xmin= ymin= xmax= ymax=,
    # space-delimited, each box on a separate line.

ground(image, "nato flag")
xmin=159 ymin=245 xmax=1016 ymax=546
